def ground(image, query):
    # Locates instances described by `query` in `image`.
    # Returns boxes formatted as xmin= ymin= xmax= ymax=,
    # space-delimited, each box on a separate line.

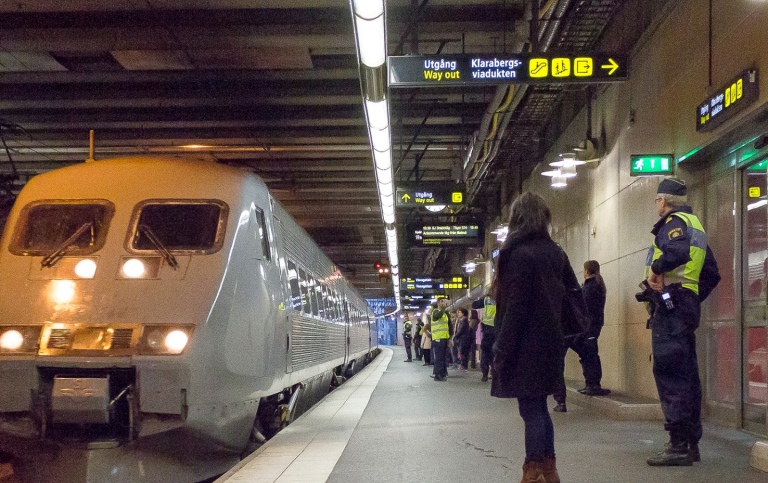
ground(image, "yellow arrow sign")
xmin=601 ymin=58 xmax=619 ymax=75
xmin=401 ymin=193 xmax=411 ymax=202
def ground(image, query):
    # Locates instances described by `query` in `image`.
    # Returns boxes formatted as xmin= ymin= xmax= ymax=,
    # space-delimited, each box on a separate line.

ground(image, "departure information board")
xmin=401 ymin=276 xmax=468 ymax=291
xmin=696 ymin=69 xmax=759 ymax=132
xmin=388 ymin=53 xmax=628 ymax=87
xmin=408 ymin=223 xmax=482 ymax=247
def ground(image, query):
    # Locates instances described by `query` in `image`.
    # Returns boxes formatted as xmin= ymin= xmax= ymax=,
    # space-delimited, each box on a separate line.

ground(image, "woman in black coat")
xmin=491 ymin=192 xmax=582 ymax=483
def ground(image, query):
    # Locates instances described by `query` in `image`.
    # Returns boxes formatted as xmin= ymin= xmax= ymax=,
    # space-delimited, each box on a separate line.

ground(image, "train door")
xmin=742 ymin=159 xmax=768 ymax=435
xmin=250 ymin=204 xmax=281 ymax=377
xmin=273 ymin=215 xmax=294 ymax=373
xmin=343 ymin=299 xmax=351 ymax=365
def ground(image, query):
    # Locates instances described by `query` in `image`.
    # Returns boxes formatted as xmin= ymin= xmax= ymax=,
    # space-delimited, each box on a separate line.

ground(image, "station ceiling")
xmin=0 ymin=0 xmax=646 ymax=299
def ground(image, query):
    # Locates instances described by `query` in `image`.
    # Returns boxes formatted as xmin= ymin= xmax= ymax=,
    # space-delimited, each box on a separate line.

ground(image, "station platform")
xmin=218 ymin=347 xmax=767 ymax=483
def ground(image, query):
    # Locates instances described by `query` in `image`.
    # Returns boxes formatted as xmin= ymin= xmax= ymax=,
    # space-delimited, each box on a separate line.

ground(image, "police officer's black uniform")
xmin=645 ymin=178 xmax=720 ymax=466
xmin=403 ymin=319 xmax=413 ymax=362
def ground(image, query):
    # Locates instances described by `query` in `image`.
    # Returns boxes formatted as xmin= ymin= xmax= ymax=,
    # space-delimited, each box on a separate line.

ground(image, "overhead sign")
xmin=401 ymin=292 xmax=447 ymax=302
xmin=696 ymin=69 xmax=759 ymax=132
xmin=388 ymin=53 xmax=629 ymax=87
xmin=629 ymin=154 xmax=674 ymax=176
xmin=396 ymin=184 xmax=465 ymax=207
xmin=400 ymin=276 xmax=468 ymax=291
xmin=408 ymin=223 xmax=482 ymax=246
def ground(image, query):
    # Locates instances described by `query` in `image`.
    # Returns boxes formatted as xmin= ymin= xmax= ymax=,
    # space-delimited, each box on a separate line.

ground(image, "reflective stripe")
xmin=645 ymin=211 xmax=707 ymax=294
xmin=431 ymin=313 xmax=450 ymax=340
xmin=482 ymin=296 xmax=496 ymax=327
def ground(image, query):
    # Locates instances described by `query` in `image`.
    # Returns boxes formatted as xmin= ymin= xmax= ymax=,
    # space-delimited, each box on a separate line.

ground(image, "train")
xmin=0 ymin=156 xmax=377 ymax=482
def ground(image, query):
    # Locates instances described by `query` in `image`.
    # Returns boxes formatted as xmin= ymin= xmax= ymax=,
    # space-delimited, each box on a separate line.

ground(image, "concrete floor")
xmin=327 ymin=346 xmax=766 ymax=483
xmin=220 ymin=347 xmax=766 ymax=483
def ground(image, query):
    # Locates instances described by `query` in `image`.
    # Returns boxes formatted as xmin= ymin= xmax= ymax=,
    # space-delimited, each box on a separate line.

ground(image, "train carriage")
xmin=0 ymin=156 xmax=376 ymax=482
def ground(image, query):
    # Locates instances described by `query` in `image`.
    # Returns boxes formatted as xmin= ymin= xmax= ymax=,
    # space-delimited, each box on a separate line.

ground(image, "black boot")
xmin=689 ymin=442 xmax=700 ymax=462
xmin=646 ymin=441 xmax=692 ymax=466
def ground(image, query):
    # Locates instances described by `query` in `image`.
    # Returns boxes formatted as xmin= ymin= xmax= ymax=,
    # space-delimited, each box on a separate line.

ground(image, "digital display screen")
xmin=408 ymin=223 xmax=482 ymax=247
xmin=696 ymin=69 xmax=759 ymax=132
xmin=401 ymin=276 xmax=468 ymax=291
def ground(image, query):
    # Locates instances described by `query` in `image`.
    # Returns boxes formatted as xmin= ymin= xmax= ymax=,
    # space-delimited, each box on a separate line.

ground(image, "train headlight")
xmin=122 ymin=259 xmax=145 ymax=278
xmin=165 ymin=330 xmax=189 ymax=354
xmin=74 ymin=259 xmax=98 ymax=279
xmin=0 ymin=326 xmax=42 ymax=354
xmin=138 ymin=326 xmax=194 ymax=355
xmin=51 ymin=280 xmax=76 ymax=304
xmin=0 ymin=330 xmax=23 ymax=350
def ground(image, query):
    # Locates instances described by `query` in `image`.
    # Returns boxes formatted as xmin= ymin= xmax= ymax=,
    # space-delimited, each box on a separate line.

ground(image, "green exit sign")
xmin=629 ymin=154 xmax=674 ymax=176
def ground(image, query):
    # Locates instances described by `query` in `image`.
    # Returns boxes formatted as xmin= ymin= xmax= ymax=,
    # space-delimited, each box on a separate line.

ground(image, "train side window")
xmin=309 ymin=278 xmax=320 ymax=317
xmin=287 ymin=260 xmax=301 ymax=310
xmin=252 ymin=207 xmax=270 ymax=262
xmin=299 ymin=268 xmax=311 ymax=314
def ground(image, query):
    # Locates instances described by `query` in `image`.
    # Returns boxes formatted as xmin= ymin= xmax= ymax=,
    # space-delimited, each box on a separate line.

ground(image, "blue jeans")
xmin=517 ymin=396 xmax=555 ymax=462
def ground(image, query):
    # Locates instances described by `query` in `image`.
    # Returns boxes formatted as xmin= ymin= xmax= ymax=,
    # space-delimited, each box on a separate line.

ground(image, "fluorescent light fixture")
xmin=378 ymin=179 xmax=393 ymax=197
xmin=353 ymin=0 xmax=384 ymax=22
xmin=374 ymin=148 xmax=392 ymax=170
xmin=370 ymin=125 xmax=390 ymax=151
xmin=354 ymin=15 xmax=386 ymax=68
xmin=365 ymin=99 xmax=389 ymax=130
xmin=551 ymin=174 xmax=567 ymax=188
xmin=382 ymin=203 xmax=395 ymax=224
xmin=747 ymin=199 xmax=768 ymax=211
xmin=377 ymin=166 xmax=393 ymax=185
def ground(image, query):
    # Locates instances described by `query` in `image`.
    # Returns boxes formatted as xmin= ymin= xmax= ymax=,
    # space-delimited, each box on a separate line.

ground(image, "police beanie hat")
xmin=657 ymin=177 xmax=687 ymax=196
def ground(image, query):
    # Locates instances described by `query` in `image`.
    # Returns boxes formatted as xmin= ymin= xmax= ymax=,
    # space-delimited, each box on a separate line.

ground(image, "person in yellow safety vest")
xmin=403 ymin=316 xmax=413 ymax=362
xmin=430 ymin=298 xmax=452 ymax=381
xmin=643 ymin=178 xmax=720 ymax=467
xmin=472 ymin=292 xmax=497 ymax=382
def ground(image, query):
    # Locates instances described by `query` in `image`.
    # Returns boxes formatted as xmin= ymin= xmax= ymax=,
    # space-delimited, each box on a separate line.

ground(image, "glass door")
xmin=742 ymin=159 xmax=768 ymax=434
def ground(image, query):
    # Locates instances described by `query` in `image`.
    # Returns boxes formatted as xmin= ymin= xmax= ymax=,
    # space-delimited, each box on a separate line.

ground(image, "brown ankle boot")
xmin=542 ymin=456 xmax=560 ymax=483
xmin=520 ymin=461 xmax=546 ymax=483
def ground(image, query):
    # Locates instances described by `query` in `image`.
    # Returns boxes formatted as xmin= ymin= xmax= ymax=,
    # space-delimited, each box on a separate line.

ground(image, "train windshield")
xmin=130 ymin=200 xmax=228 ymax=254
xmin=10 ymin=200 xmax=114 ymax=256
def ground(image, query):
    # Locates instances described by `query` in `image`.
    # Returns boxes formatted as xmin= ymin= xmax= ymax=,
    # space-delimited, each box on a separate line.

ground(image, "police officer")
xmin=431 ymin=298 xmax=452 ymax=381
xmin=413 ymin=316 xmax=424 ymax=361
xmin=645 ymin=178 xmax=720 ymax=466
xmin=403 ymin=316 xmax=413 ymax=362
xmin=472 ymin=291 xmax=497 ymax=382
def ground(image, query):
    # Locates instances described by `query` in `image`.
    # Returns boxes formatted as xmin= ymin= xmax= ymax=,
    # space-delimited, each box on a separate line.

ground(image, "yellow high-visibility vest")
xmin=431 ymin=312 xmax=450 ymax=340
xmin=645 ymin=212 xmax=706 ymax=294
xmin=482 ymin=296 xmax=496 ymax=327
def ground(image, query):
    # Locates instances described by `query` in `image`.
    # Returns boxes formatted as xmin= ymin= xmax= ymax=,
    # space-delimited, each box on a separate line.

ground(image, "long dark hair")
xmin=502 ymin=192 xmax=552 ymax=249
xmin=584 ymin=260 xmax=606 ymax=294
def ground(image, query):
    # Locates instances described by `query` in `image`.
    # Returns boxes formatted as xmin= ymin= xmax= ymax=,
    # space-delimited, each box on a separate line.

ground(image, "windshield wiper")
xmin=41 ymin=222 xmax=94 ymax=268
xmin=138 ymin=224 xmax=179 ymax=270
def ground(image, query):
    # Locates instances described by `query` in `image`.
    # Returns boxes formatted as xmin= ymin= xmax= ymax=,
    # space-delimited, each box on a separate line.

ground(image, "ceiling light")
xmin=378 ymin=179 xmax=393 ymax=197
xmin=365 ymin=99 xmax=389 ymax=130
xmin=425 ymin=205 xmax=446 ymax=212
xmin=354 ymin=14 xmax=386 ymax=68
xmin=463 ymin=261 xmax=476 ymax=274
xmin=550 ymin=152 xmax=586 ymax=167
xmin=560 ymin=164 xmax=577 ymax=178
xmin=374 ymin=148 xmax=391 ymax=170
xmin=541 ymin=169 xmax=561 ymax=177
xmin=370 ymin=125 xmax=390 ymax=151
xmin=551 ymin=174 xmax=567 ymax=188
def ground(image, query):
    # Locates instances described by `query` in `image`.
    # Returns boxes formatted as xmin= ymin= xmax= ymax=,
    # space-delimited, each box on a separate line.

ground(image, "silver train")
xmin=0 ymin=156 xmax=377 ymax=482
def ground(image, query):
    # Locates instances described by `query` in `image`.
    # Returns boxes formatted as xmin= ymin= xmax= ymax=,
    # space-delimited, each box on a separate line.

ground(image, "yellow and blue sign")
xmin=696 ymin=69 xmax=759 ymax=132
xmin=388 ymin=54 xmax=628 ymax=87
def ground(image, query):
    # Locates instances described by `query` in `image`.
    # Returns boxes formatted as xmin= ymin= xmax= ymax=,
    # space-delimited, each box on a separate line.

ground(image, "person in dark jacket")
xmin=491 ymin=191 xmax=581 ymax=483
xmin=552 ymin=260 xmax=610 ymax=412
xmin=453 ymin=308 xmax=471 ymax=371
